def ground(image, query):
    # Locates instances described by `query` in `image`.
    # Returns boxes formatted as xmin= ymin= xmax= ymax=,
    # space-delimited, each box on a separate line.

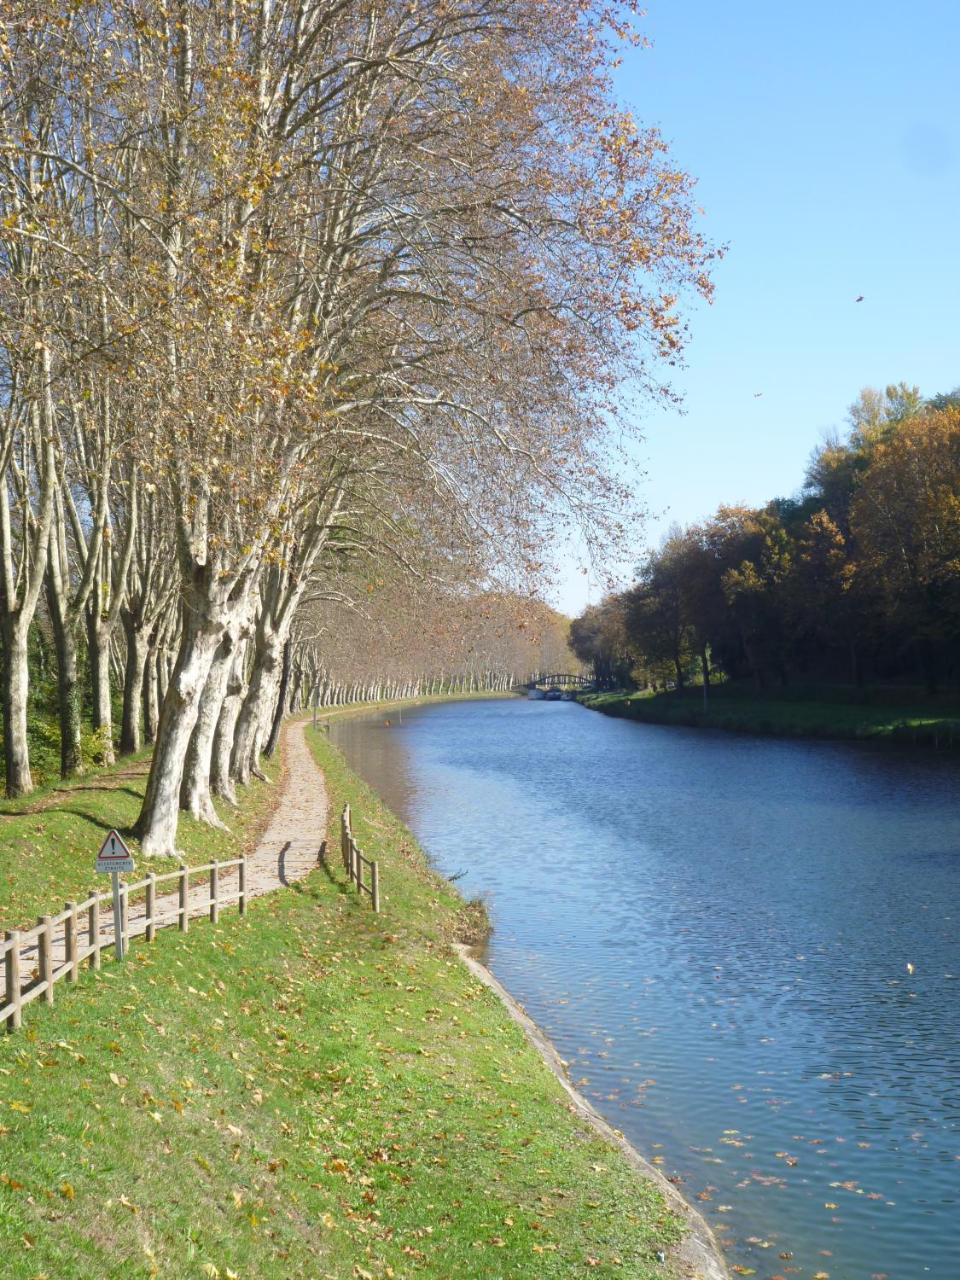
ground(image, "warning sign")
xmin=96 ymin=829 xmax=135 ymax=875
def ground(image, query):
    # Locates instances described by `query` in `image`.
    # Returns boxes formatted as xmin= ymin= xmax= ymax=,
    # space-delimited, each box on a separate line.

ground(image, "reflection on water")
xmin=330 ymin=698 xmax=960 ymax=1279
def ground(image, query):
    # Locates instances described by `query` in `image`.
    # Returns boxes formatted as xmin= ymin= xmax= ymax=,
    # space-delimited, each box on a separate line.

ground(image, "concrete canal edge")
xmin=454 ymin=944 xmax=731 ymax=1280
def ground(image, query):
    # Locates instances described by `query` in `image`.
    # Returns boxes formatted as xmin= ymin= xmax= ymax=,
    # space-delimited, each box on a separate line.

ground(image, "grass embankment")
xmin=0 ymin=751 xmax=281 ymax=930
xmin=581 ymin=684 xmax=960 ymax=747
xmin=0 ymin=716 xmax=686 ymax=1279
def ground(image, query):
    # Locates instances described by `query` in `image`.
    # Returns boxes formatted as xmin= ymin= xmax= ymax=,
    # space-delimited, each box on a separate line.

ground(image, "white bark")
xmin=135 ymin=595 xmax=228 ymax=857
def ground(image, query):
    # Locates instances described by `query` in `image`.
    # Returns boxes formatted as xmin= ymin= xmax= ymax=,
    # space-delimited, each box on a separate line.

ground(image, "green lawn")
xmin=0 ymin=751 xmax=280 ymax=932
xmin=0 ymin=717 xmax=687 ymax=1279
xmin=581 ymin=685 xmax=960 ymax=748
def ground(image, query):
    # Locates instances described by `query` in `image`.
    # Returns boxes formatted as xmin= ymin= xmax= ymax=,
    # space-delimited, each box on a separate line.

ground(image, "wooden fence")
xmin=340 ymin=804 xmax=380 ymax=913
xmin=1 ymin=858 xmax=249 ymax=1034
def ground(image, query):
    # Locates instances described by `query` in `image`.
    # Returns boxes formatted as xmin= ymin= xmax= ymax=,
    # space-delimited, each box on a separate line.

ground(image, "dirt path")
xmin=11 ymin=719 xmax=326 ymax=984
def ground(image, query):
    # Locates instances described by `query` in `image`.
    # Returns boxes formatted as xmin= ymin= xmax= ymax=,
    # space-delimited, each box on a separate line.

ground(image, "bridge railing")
xmin=526 ymin=672 xmax=593 ymax=688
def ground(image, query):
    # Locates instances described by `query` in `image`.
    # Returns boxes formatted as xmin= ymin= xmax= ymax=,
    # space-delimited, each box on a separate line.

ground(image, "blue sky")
xmin=555 ymin=0 xmax=960 ymax=614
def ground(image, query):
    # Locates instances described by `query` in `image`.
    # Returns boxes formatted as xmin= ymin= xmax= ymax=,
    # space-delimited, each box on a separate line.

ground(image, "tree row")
xmin=1 ymin=1 xmax=711 ymax=853
xmin=571 ymin=384 xmax=960 ymax=695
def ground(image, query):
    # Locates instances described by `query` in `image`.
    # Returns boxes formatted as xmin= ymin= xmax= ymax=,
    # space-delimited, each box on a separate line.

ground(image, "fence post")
xmin=4 ymin=931 xmax=22 ymax=1032
xmin=239 ymin=857 xmax=247 ymax=915
xmin=179 ymin=865 xmax=189 ymax=933
xmin=121 ymin=882 xmax=129 ymax=956
xmin=371 ymin=861 xmax=380 ymax=913
xmin=38 ymin=915 xmax=54 ymax=1005
xmin=65 ymin=902 xmax=79 ymax=981
xmin=89 ymin=894 xmax=101 ymax=970
xmin=210 ymin=862 xmax=219 ymax=924
xmin=146 ymin=873 xmax=157 ymax=942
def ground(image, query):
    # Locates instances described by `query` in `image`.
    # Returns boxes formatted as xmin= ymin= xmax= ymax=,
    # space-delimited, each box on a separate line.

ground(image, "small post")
xmin=121 ymin=880 xmax=129 ymax=957
xmin=65 ymin=902 xmax=79 ymax=981
xmin=179 ymin=865 xmax=189 ymax=933
xmin=238 ymin=857 xmax=247 ymax=915
xmin=38 ymin=916 xmax=54 ymax=1004
xmin=313 ymin=700 xmax=317 ymax=730
xmin=4 ymin=931 xmax=22 ymax=1032
xmin=371 ymin=861 xmax=380 ymax=913
xmin=210 ymin=862 xmax=219 ymax=924
xmin=145 ymin=872 xmax=157 ymax=942
xmin=89 ymin=895 xmax=101 ymax=970
xmin=111 ymin=870 xmax=125 ymax=961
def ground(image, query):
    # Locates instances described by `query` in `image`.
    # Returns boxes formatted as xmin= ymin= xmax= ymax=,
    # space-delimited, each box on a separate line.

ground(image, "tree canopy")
xmin=573 ymin=386 xmax=960 ymax=696
xmin=0 ymin=0 xmax=713 ymax=854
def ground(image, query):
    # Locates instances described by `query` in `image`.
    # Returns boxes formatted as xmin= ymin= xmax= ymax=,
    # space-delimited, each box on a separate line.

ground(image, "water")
xmin=329 ymin=698 xmax=960 ymax=1279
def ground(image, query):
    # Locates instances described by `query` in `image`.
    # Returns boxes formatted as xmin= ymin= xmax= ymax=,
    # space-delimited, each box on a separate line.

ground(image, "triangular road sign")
xmin=96 ymin=829 xmax=135 ymax=874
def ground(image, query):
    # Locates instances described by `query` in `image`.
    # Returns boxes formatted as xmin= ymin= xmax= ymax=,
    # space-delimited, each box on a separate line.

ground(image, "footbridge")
xmin=525 ymin=672 xmax=593 ymax=690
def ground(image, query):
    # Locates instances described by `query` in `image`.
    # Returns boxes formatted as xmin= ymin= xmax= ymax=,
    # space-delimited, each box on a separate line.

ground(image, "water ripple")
xmin=332 ymin=700 xmax=960 ymax=1279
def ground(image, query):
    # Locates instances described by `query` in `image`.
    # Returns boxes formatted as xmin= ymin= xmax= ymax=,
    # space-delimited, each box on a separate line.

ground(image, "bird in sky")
xmin=753 ymin=392 xmax=763 ymax=398
xmin=855 ymin=295 xmax=864 ymax=302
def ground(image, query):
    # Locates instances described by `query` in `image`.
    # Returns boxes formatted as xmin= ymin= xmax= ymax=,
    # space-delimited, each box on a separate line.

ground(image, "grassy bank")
xmin=581 ymin=684 xmax=960 ymax=747
xmin=0 ymin=718 xmax=689 ymax=1279
xmin=0 ymin=751 xmax=280 ymax=932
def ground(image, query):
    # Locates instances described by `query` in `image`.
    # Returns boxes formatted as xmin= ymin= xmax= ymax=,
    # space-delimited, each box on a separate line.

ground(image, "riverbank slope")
xmin=0 ymin=709 xmax=725 ymax=1278
xmin=580 ymin=685 xmax=960 ymax=748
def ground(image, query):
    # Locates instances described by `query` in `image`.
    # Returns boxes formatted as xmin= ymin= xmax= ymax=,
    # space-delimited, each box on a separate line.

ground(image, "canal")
xmin=329 ymin=696 xmax=960 ymax=1279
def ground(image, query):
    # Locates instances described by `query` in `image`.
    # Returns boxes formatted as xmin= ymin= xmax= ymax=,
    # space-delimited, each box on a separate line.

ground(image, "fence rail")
xmin=2 ymin=856 xmax=249 ymax=1034
xmin=3 ymin=812 xmax=376 ymax=1037
xmin=340 ymin=804 xmax=381 ymax=913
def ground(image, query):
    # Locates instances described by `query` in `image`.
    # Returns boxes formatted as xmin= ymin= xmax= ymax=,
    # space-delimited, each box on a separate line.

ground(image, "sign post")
xmin=96 ymin=830 xmax=135 ymax=961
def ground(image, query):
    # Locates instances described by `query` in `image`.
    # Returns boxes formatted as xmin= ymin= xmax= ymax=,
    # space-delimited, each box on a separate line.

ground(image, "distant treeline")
xmin=571 ymin=383 xmax=960 ymax=695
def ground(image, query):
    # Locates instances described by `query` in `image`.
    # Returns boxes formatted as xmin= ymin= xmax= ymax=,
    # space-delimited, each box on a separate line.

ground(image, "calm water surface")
xmin=329 ymin=698 xmax=960 ymax=1279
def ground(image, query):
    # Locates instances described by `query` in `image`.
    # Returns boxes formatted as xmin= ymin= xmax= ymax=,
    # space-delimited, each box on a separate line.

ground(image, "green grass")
xmin=0 ymin=751 xmax=281 ymax=932
xmin=581 ymin=684 xmax=960 ymax=747
xmin=0 ymin=717 xmax=686 ymax=1279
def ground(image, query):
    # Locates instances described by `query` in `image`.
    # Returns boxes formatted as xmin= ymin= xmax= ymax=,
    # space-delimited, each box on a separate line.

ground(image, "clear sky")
xmin=554 ymin=0 xmax=960 ymax=615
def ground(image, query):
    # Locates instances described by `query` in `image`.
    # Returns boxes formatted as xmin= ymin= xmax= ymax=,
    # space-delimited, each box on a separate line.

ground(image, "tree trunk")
xmin=134 ymin=607 xmax=224 ymax=857
xmin=180 ymin=633 xmax=235 ymax=828
xmin=211 ymin=638 xmax=247 ymax=806
xmin=142 ymin=637 xmax=160 ymax=744
xmin=700 ymin=646 xmax=710 ymax=712
xmin=86 ymin=609 xmax=116 ymax=764
xmin=1 ymin=615 xmax=34 ymax=797
xmin=157 ymin=645 xmax=169 ymax=706
xmin=46 ymin=583 xmax=84 ymax=779
xmin=120 ymin=614 xmax=148 ymax=755
xmin=264 ymin=636 xmax=292 ymax=758
xmin=231 ymin=625 xmax=282 ymax=785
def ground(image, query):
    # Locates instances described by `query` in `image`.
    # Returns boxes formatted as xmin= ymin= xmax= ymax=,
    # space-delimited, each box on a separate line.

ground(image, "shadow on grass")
xmin=315 ymin=844 xmax=353 ymax=898
xmin=0 ymin=786 xmax=145 ymax=819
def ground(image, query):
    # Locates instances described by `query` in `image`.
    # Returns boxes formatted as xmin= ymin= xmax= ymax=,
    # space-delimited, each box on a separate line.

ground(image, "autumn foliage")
xmin=0 ymin=2 xmax=712 ymax=852
xmin=573 ymin=387 xmax=960 ymax=695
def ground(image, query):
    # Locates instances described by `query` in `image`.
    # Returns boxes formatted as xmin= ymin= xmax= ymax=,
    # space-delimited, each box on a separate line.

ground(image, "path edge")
xmin=454 ymin=943 xmax=731 ymax=1280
